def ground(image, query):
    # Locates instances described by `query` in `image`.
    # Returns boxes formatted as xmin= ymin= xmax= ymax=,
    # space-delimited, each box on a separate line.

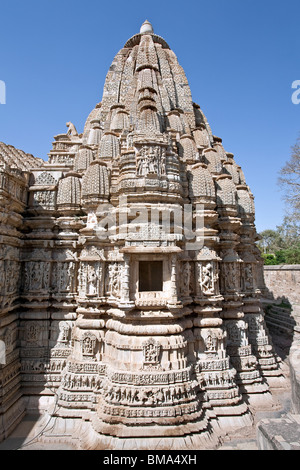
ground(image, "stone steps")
xmin=263 ymin=304 xmax=300 ymax=335
xmin=266 ymin=310 xmax=296 ymax=327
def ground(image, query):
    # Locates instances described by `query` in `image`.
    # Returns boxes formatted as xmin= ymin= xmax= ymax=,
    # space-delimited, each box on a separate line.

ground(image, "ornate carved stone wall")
xmin=0 ymin=146 xmax=43 ymax=440
xmin=0 ymin=21 xmax=286 ymax=449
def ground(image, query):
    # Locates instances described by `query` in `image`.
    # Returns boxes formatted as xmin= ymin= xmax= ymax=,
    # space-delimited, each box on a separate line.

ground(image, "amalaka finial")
xmin=140 ymin=20 xmax=154 ymax=34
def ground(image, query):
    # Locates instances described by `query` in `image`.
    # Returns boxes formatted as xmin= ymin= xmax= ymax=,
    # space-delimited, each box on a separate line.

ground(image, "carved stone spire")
xmin=3 ymin=20 xmax=285 ymax=452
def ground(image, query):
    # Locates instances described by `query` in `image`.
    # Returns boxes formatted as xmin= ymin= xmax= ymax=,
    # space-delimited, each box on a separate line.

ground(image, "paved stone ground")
xmin=0 ymin=413 xmax=76 ymax=450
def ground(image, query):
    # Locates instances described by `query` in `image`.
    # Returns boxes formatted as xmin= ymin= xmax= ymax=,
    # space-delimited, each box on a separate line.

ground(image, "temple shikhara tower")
xmin=0 ymin=21 xmax=285 ymax=449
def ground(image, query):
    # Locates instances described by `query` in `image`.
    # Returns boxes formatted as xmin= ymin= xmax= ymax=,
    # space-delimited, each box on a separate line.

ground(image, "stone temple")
xmin=0 ymin=21 xmax=286 ymax=449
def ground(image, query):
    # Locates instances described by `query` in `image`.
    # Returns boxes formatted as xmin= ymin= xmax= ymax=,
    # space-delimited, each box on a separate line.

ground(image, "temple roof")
xmin=82 ymin=20 xmax=202 ymax=142
xmin=0 ymin=141 xmax=44 ymax=171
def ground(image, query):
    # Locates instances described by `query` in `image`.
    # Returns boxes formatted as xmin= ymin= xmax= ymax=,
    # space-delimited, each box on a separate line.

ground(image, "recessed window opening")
xmin=139 ymin=261 xmax=163 ymax=292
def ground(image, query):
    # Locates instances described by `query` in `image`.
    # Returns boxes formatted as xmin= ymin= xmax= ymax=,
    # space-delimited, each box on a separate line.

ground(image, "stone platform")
xmin=257 ymin=414 xmax=300 ymax=450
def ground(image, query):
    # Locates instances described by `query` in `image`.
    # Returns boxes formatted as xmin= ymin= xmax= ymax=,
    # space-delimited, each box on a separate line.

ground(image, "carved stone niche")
xmin=135 ymin=144 xmax=167 ymax=178
xmin=245 ymin=314 xmax=266 ymax=345
xmin=240 ymin=262 xmax=254 ymax=293
xmin=195 ymin=260 xmax=219 ymax=299
xmin=1 ymin=324 xmax=17 ymax=357
xmin=130 ymin=254 xmax=176 ymax=307
xmin=51 ymin=261 xmax=77 ymax=295
xmin=192 ymin=247 xmax=221 ymax=303
xmin=80 ymin=332 xmax=97 ymax=361
xmin=141 ymin=338 xmax=162 ymax=370
xmin=239 ymin=251 xmax=258 ymax=294
xmin=196 ymin=327 xmax=227 ymax=360
xmin=0 ymin=259 xmax=20 ymax=296
xmin=219 ymin=249 xmax=242 ymax=296
xmin=54 ymin=321 xmax=72 ymax=348
xmin=78 ymin=261 xmax=104 ymax=299
xmin=23 ymin=261 xmax=51 ymax=294
xmin=28 ymin=171 xmax=58 ymax=212
xmin=225 ymin=319 xmax=249 ymax=357
xmin=179 ymin=260 xmax=192 ymax=300
xmin=78 ymin=246 xmax=106 ymax=300
xmin=19 ymin=320 xmax=49 ymax=353
xmin=25 ymin=321 xmax=41 ymax=344
xmin=220 ymin=261 xmax=240 ymax=294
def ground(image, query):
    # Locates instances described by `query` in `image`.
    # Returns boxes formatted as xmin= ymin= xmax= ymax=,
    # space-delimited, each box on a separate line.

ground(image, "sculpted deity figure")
xmin=201 ymin=263 xmax=212 ymax=290
xmin=181 ymin=261 xmax=191 ymax=297
xmin=142 ymin=338 xmax=161 ymax=369
xmin=199 ymin=262 xmax=214 ymax=294
xmin=108 ymin=263 xmax=121 ymax=298
xmin=81 ymin=332 xmax=96 ymax=357
xmin=160 ymin=148 xmax=166 ymax=175
xmin=56 ymin=262 xmax=76 ymax=293
xmin=30 ymin=262 xmax=43 ymax=291
xmin=144 ymin=343 xmax=157 ymax=362
xmin=136 ymin=154 xmax=145 ymax=176
xmin=223 ymin=262 xmax=238 ymax=292
xmin=205 ymin=330 xmax=217 ymax=353
xmin=148 ymin=147 xmax=158 ymax=173
xmin=136 ymin=146 xmax=148 ymax=176
xmin=87 ymin=265 xmax=97 ymax=295
xmin=244 ymin=264 xmax=253 ymax=290
xmin=57 ymin=322 xmax=70 ymax=344
xmin=136 ymin=145 xmax=166 ymax=177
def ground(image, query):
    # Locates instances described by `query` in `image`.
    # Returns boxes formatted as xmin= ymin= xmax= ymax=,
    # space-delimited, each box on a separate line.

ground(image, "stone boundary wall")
xmin=263 ymin=265 xmax=300 ymax=305
xmin=263 ymin=264 xmax=300 ymax=336
xmin=262 ymin=265 xmax=300 ymax=429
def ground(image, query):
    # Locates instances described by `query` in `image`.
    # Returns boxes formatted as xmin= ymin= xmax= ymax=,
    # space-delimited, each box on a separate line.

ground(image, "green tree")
xmin=261 ymin=253 xmax=278 ymax=265
xmin=277 ymin=244 xmax=300 ymax=264
xmin=257 ymin=217 xmax=300 ymax=265
xmin=274 ymin=250 xmax=286 ymax=264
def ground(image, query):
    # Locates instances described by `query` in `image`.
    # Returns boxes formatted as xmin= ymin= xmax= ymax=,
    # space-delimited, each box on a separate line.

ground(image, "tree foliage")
xmin=257 ymin=135 xmax=300 ymax=265
xmin=278 ymin=135 xmax=300 ymax=220
xmin=258 ymin=216 xmax=300 ymax=264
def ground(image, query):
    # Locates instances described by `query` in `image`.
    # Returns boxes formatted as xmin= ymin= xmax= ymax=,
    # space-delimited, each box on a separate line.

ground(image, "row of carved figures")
xmin=19 ymin=258 xmax=260 ymax=298
xmin=18 ymin=316 xmax=270 ymax=372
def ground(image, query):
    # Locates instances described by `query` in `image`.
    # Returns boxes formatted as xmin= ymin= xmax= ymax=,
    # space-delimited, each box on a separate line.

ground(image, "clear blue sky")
xmin=0 ymin=0 xmax=299 ymax=233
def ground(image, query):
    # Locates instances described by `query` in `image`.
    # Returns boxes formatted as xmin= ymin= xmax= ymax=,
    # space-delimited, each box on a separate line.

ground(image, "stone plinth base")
xmin=28 ymin=403 xmax=257 ymax=450
xmin=34 ymin=414 xmax=219 ymax=450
